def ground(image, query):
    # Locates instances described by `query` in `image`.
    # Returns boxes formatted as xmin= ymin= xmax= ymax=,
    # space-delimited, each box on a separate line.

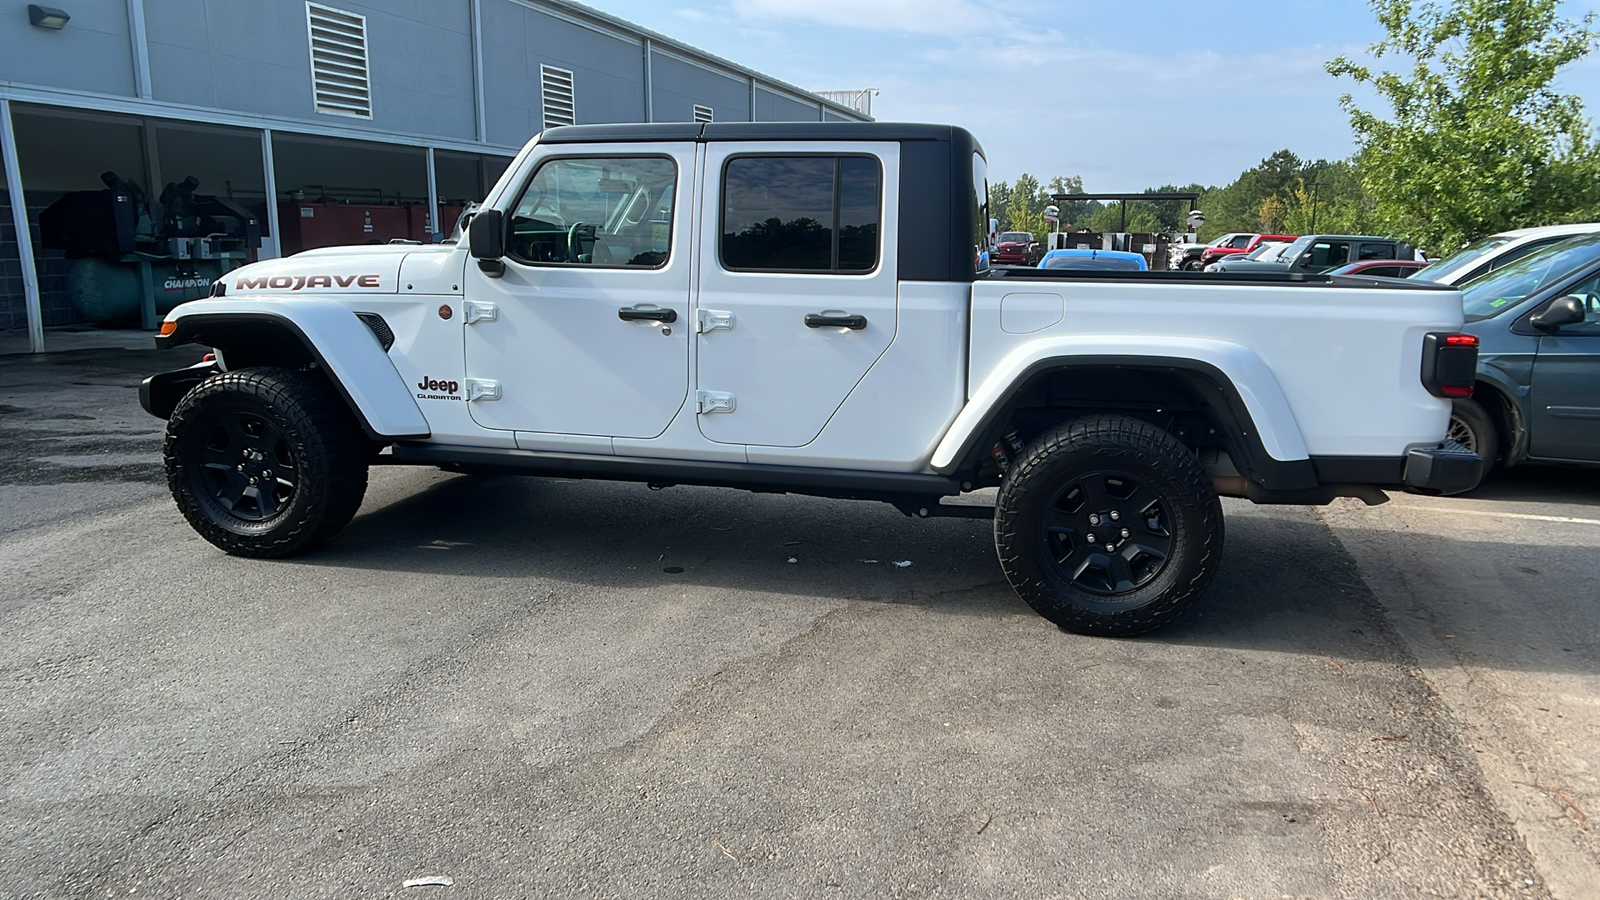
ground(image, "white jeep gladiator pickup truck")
xmin=140 ymin=122 xmax=1480 ymax=636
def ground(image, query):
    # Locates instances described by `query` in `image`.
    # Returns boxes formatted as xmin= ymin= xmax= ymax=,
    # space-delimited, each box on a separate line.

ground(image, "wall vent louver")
xmin=307 ymin=3 xmax=371 ymax=118
xmin=693 ymin=104 xmax=714 ymax=124
xmin=541 ymin=65 xmax=576 ymax=129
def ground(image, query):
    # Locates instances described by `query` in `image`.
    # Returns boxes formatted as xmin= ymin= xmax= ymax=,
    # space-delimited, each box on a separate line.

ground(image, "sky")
xmin=577 ymin=0 xmax=1600 ymax=192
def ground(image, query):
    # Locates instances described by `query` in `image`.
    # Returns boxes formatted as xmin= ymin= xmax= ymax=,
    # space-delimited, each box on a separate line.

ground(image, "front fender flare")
xmin=932 ymin=336 xmax=1312 ymax=485
xmin=157 ymin=298 xmax=430 ymax=440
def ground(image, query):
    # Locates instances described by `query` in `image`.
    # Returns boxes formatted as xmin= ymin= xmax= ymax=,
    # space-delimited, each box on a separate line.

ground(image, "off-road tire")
xmin=994 ymin=414 xmax=1223 ymax=636
xmin=165 ymin=367 xmax=369 ymax=558
xmin=1446 ymin=398 xmax=1498 ymax=492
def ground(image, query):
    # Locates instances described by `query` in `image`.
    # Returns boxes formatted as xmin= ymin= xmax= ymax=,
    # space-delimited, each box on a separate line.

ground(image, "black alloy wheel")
xmin=1041 ymin=470 xmax=1173 ymax=597
xmin=166 ymin=367 xmax=370 ymax=558
xmin=198 ymin=411 xmax=298 ymax=521
xmin=994 ymin=414 xmax=1223 ymax=636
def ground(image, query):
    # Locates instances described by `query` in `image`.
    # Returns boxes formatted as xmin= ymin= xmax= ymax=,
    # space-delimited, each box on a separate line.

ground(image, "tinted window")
xmin=1227 ymin=234 xmax=1253 ymax=248
xmin=972 ymin=152 xmax=988 ymax=274
xmin=1553 ymin=272 xmax=1600 ymax=335
xmin=1413 ymin=234 xmax=1515 ymax=282
xmin=721 ymin=156 xmax=881 ymax=273
xmin=1490 ymin=237 xmax=1562 ymax=271
xmin=1357 ymin=242 xmax=1396 ymax=260
xmin=1306 ymin=241 xmax=1351 ymax=268
xmin=508 ymin=156 xmax=676 ymax=267
xmin=1000 ymin=232 xmax=1033 ymax=243
xmin=1461 ymin=234 xmax=1600 ymax=320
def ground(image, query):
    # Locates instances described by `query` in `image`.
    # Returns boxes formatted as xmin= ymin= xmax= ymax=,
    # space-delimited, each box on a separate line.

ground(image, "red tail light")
xmin=1421 ymin=332 xmax=1478 ymax=399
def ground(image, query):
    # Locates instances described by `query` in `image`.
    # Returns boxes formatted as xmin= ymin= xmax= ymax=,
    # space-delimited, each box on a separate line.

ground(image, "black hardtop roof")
xmin=539 ymin=121 xmax=983 ymax=154
xmin=1301 ymin=234 xmax=1409 ymax=242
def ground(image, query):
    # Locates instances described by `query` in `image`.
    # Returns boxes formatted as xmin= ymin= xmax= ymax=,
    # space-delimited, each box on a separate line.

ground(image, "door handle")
xmin=618 ymin=307 xmax=677 ymax=323
xmin=805 ymin=313 xmax=867 ymax=330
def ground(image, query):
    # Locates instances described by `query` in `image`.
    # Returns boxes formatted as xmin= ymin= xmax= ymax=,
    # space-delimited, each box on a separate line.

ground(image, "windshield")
xmin=1000 ymin=232 xmax=1032 ymax=243
xmin=1043 ymin=255 xmax=1144 ymax=271
xmin=1207 ymin=233 xmax=1241 ymax=248
xmin=1277 ymin=235 xmax=1313 ymax=260
xmin=1414 ymin=234 xmax=1515 ymax=282
xmin=1460 ymin=234 xmax=1600 ymax=320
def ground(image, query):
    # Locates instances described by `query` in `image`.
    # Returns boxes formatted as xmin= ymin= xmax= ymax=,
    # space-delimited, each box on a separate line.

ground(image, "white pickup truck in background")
xmin=140 ymin=122 xmax=1480 ymax=636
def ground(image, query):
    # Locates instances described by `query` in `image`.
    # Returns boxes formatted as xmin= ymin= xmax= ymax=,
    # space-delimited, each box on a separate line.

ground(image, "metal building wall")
xmin=481 ymin=1 xmax=647 ymax=142
xmin=649 ymin=51 xmax=751 ymax=123
xmin=755 ymin=86 xmax=823 ymax=122
xmin=0 ymin=0 xmax=137 ymax=97
xmin=142 ymin=1 xmax=479 ymax=140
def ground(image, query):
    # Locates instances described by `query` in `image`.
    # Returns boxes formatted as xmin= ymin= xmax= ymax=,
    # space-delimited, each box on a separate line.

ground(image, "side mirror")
xmin=469 ymin=208 xmax=505 ymax=276
xmin=1530 ymin=295 xmax=1586 ymax=330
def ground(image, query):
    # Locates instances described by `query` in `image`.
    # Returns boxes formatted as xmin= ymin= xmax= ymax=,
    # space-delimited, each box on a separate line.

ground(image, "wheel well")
xmin=1473 ymin=380 xmax=1521 ymax=464
xmin=161 ymin=314 xmax=380 ymax=440
xmin=187 ymin=318 xmax=317 ymax=370
xmin=960 ymin=364 xmax=1280 ymax=488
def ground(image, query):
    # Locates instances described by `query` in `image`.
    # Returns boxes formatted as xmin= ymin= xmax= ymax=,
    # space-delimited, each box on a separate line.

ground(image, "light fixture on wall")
xmin=28 ymin=5 xmax=71 ymax=29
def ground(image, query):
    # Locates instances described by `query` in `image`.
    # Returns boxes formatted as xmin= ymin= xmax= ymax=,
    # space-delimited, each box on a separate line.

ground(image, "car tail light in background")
xmin=1421 ymin=332 xmax=1478 ymax=398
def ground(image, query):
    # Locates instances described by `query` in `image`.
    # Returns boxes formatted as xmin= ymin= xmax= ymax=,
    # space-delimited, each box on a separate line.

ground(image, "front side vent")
xmin=356 ymin=312 xmax=394 ymax=351
xmin=541 ymin=65 xmax=575 ymax=129
xmin=307 ymin=3 xmax=371 ymax=118
xmin=693 ymin=104 xmax=714 ymax=124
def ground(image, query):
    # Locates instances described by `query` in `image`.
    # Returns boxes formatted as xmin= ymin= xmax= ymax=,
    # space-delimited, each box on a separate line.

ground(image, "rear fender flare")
xmin=932 ymin=337 xmax=1313 ymax=488
xmin=157 ymin=298 xmax=430 ymax=439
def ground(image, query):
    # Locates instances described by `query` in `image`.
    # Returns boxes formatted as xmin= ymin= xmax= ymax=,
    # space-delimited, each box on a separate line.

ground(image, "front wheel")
xmin=994 ymin=415 xmax=1223 ymax=636
xmin=165 ymin=367 xmax=369 ymax=558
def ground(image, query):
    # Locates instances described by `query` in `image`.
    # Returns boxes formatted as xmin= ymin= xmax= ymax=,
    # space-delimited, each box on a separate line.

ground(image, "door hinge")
xmin=696 ymin=390 xmax=735 ymax=414
xmin=464 ymin=300 xmax=498 ymax=324
xmin=696 ymin=308 xmax=735 ymax=334
xmin=466 ymin=378 xmax=501 ymax=401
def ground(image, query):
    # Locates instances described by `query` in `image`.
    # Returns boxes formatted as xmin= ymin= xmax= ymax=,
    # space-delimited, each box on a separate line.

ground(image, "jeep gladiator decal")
xmin=416 ymin=376 xmax=462 ymax=401
xmin=236 ymin=274 xmax=383 ymax=291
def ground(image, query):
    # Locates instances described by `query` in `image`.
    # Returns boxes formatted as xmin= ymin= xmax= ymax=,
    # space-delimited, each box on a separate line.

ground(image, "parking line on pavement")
xmin=1402 ymin=507 xmax=1600 ymax=526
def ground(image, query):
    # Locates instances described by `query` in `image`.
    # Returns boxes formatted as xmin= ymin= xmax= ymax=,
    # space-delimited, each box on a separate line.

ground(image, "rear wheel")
xmin=165 ymin=367 xmax=369 ymax=558
xmin=994 ymin=415 xmax=1223 ymax=636
xmin=1446 ymin=398 xmax=1498 ymax=492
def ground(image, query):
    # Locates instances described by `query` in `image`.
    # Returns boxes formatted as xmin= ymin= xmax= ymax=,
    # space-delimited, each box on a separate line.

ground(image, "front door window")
xmin=508 ymin=156 xmax=677 ymax=268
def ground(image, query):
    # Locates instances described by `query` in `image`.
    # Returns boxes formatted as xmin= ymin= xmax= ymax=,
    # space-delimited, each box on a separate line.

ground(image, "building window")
xmin=507 ymin=157 xmax=678 ymax=268
xmin=693 ymin=105 xmax=714 ymax=124
xmin=541 ymin=65 xmax=576 ymax=129
xmin=720 ymin=156 xmax=881 ymax=273
xmin=306 ymin=3 xmax=371 ymax=118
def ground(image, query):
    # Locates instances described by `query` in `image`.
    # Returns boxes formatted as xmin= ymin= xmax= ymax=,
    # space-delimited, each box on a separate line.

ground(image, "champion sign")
xmin=236 ymin=274 xmax=383 ymax=291
xmin=163 ymin=276 xmax=213 ymax=292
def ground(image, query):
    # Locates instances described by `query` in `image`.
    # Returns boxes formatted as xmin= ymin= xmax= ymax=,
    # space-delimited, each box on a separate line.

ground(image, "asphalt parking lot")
xmin=2 ymin=333 xmax=1597 ymax=899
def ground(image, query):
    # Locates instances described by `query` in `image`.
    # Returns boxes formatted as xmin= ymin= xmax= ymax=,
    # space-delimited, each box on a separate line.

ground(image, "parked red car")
xmin=992 ymin=231 xmax=1043 ymax=266
xmin=1199 ymin=233 xmax=1297 ymax=268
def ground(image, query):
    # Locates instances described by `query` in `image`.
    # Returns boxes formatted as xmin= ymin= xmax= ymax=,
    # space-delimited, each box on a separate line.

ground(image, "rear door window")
xmin=720 ymin=155 xmax=882 ymax=273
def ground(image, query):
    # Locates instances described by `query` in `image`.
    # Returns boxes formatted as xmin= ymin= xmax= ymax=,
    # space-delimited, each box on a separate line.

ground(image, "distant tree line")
xmin=991 ymin=0 xmax=1600 ymax=257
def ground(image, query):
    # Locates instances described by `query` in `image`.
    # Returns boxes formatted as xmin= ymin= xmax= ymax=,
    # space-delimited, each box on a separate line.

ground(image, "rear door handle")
xmin=618 ymin=306 xmax=677 ymax=323
xmin=804 ymin=314 xmax=867 ymax=330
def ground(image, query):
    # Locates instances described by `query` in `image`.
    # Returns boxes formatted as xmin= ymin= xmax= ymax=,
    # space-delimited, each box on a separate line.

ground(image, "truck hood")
xmin=224 ymin=243 xmax=454 ymax=295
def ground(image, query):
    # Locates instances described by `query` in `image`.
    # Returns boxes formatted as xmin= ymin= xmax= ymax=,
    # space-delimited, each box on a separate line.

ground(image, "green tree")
xmin=1328 ymin=0 xmax=1600 ymax=252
